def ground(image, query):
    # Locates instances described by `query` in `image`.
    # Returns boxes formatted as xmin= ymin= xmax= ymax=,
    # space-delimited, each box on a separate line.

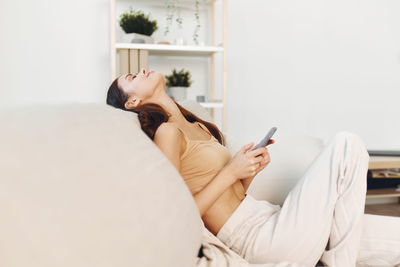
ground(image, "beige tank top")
xmin=178 ymin=122 xmax=232 ymax=195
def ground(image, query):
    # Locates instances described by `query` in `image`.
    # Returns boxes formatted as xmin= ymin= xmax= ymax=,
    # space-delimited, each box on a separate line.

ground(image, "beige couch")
xmin=0 ymin=100 xmax=324 ymax=266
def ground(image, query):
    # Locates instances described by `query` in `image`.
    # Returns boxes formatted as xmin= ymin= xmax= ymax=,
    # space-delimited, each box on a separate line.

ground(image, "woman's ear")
xmin=124 ymin=98 xmax=140 ymax=110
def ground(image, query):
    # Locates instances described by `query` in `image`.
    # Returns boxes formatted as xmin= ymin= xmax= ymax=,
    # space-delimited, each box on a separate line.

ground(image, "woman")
xmin=107 ymin=68 xmax=400 ymax=267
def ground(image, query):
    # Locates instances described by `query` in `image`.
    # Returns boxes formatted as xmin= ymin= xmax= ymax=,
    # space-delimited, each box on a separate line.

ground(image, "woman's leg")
xmin=318 ymin=132 xmax=371 ymax=266
xmin=237 ymin=131 xmax=370 ymax=266
xmin=356 ymin=214 xmax=400 ymax=266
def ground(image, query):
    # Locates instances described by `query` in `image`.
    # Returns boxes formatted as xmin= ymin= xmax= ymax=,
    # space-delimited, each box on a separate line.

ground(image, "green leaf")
xmin=119 ymin=7 xmax=158 ymax=35
xmin=165 ymin=68 xmax=193 ymax=87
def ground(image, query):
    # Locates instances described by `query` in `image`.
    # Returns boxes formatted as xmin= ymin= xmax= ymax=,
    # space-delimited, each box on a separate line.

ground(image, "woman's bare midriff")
xmin=201 ymin=180 xmax=246 ymax=236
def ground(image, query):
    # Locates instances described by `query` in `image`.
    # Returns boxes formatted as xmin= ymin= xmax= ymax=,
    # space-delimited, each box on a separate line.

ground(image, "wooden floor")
xmin=365 ymin=203 xmax=400 ymax=217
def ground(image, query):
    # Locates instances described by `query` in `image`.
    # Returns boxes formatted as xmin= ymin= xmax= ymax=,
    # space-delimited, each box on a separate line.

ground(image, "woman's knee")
xmin=334 ymin=131 xmax=359 ymax=142
xmin=333 ymin=131 xmax=369 ymax=158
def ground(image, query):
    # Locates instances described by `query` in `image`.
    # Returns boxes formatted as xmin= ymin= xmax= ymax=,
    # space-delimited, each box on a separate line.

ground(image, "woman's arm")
xmin=194 ymin=143 xmax=269 ymax=216
xmin=154 ymin=124 xmax=269 ymax=217
xmin=154 ymin=123 xmax=238 ymax=217
xmin=154 ymin=123 xmax=237 ymax=217
xmin=240 ymin=176 xmax=255 ymax=193
xmin=153 ymin=123 xmax=183 ymax=172
xmin=193 ymin=168 xmax=235 ymax=217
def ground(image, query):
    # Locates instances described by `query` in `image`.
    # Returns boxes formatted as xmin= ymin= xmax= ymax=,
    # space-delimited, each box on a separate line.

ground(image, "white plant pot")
xmin=123 ymin=33 xmax=154 ymax=44
xmin=167 ymin=86 xmax=188 ymax=101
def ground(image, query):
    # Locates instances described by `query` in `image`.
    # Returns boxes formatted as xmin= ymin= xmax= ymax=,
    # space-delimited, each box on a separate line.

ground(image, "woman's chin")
xmin=156 ymin=72 xmax=165 ymax=82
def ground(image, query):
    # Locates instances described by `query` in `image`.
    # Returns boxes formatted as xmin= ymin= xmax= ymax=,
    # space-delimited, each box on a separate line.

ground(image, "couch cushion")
xmin=0 ymin=103 xmax=202 ymax=267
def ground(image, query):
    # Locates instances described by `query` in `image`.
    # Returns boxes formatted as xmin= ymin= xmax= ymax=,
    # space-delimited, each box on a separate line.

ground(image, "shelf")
xmin=366 ymin=187 xmax=400 ymax=199
xmin=364 ymin=203 xmax=400 ymax=216
xmin=369 ymin=156 xmax=400 ymax=170
xmin=199 ymin=102 xmax=223 ymax=108
xmin=110 ymin=0 xmax=228 ymax=131
xmin=117 ymin=0 xmax=215 ymax=8
xmin=115 ymin=43 xmax=224 ymax=56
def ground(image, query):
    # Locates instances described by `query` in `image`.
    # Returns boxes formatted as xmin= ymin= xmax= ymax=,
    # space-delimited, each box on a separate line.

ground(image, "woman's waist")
xmin=202 ymin=183 xmax=246 ymax=235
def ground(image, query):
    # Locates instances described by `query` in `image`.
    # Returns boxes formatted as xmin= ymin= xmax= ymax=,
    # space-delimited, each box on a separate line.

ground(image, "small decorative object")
xmin=165 ymin=68 xmax=193 ymax=101
xmin=164 ymin=0 xmax=186 ymax=45
xmin=119 ymin=8 xmax=158 ymax=43
xmin=164 ymin=0 xmax=183 ymax=36
xmin=173 ymin=1 xmax=185 ymax=45
xmin=174 ymin=34 xmax=186 ymax=45
xmin=174 ymin=22 xmax=186 ymax=45
xmin=196 ymin=95 xmax=205 ymax=102
xmin=164 ymin=0 xmax=175 ymax=36
xmin=193 ymin=0 xmax=201 ymax=45
xmin=164 ymin=0 xmax=206 ymax=45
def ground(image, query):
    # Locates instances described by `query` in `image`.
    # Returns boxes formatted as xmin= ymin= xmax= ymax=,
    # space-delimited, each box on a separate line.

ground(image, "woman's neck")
xmin=152 ymin=91 xmax=188 ymax=125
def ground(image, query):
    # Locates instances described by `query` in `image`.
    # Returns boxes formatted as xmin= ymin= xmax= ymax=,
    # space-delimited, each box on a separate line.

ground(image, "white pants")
xmin=216 ymin=132 xmax=400 ymax=266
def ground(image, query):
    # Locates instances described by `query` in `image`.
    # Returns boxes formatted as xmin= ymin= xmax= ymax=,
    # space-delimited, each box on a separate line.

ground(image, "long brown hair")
xmin=106 ymin=78 xmax=226 ymax=146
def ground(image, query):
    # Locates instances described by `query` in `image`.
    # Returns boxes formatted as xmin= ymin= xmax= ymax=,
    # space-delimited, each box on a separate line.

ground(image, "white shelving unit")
xmin=115 ymin=43 xmax=224 ymax=56
xmin=109 ymin=0 xmax=227 ymax=132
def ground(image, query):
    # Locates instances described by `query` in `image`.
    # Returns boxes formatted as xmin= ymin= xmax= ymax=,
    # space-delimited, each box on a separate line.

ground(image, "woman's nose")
xmin=140 ymin=68 xmax=147 ymax=74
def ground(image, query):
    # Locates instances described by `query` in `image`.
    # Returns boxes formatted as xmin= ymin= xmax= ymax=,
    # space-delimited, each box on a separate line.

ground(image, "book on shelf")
xmin=370 ymin=168 xmax=400 ymax=178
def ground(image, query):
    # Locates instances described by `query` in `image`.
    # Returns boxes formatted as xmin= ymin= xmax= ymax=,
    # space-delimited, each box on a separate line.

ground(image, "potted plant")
xmin=119 ymin=8 xmax=158 ymax=43
xmin=165 ymin=68 xmax=193 ymax=101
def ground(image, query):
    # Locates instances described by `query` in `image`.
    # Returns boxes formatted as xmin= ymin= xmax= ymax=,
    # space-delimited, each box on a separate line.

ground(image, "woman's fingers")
xmin=252 ymin=155 xmax=264 ymax=163
xmin=247 ymin=147 xmax=266 ymax=157
xmin=255 ymin=163 xmax=263 ymax=173
xmin=256 ymin=153 xmax=270 ymax=170
xmin=243 ymin=139 xmax=274 ymax=176
xmin=257 ymin=158 xmax=268 ymax=171
xmin=244 ymin=138 xmax=274 ymax=155
xmin=267 ymin=139 xmax=275 ymax=145
xmin=241 ymin=142 xmax=254 ymax=153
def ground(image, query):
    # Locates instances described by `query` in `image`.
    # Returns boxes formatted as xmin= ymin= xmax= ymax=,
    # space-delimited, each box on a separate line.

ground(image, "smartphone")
xmin=250 ymin=127 xmax=277 ymax=152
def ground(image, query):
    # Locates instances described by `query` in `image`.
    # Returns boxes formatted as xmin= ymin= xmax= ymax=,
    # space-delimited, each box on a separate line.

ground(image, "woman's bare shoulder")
xmin=155 ymin=122 xmax=182 ymax=139
xmin=154 ymin=122 xmax=186 ymax=156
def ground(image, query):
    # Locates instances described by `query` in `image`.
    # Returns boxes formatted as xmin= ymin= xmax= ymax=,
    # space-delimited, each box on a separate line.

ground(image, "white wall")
xmin=1 ymin=0 xmax=399 ymax=150
xmin=0 ymin=0 xmax=224 ymax=126
xmin=0 ymin=0 xmax=110 ymax=105
xmin=226 ymin=0 xmax=400 ymax=150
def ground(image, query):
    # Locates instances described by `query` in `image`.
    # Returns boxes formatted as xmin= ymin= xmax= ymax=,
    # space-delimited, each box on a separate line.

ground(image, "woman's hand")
xmin=224 ymin=142 xmax=269 ymax=183
xmin=250 ymin=139 xmax=274 ymax=176
xmin=239 ymin=139 xmax=274 ymax=192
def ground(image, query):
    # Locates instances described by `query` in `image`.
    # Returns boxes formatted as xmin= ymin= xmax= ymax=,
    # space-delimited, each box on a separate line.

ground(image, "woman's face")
xmin=118 ymin=68 xmax=165 ymax=109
